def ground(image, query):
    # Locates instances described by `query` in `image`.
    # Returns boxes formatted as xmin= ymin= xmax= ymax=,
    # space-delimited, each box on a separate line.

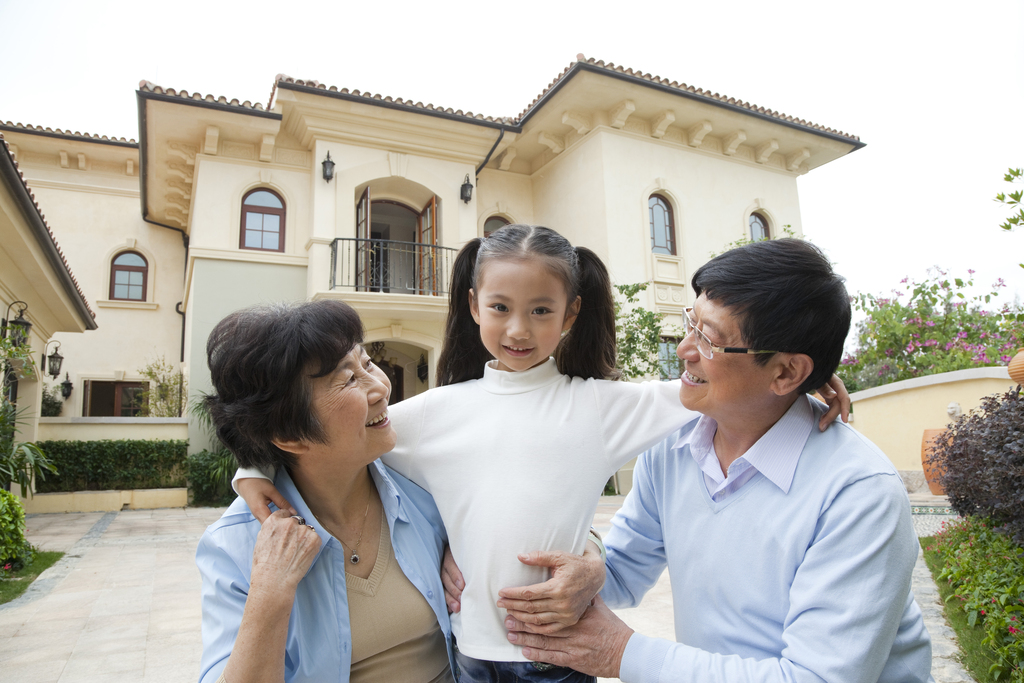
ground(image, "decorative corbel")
xmin=388 ymin=151 xmax=408 ymax=178
xmin=167 ymin=162 xmax=193 ymax=182
xmin=126 ymin=159 xmax=134 ymax=176
xmin=687 ymin=121 xmax=712 ymax=147
xmin=204 ymin=126 xmax=220 ymax=155
xmin=538 ymin=131 xmax=564 ymax=154
xmin=59 ymin=151 xmax=69 ymax=168
xmin=651 ymin=111 xmax=675 ymax=139
xmin=77 ymin=153 xmax=87 ymax=170
xmin=561 ymin=111 xmax=591 ymax=136
xmin=755 ymin=139 xmax=779 ymax=164
xmin=786 ymin=148 xmax=811 ymax=171
xmin=165 ymin=207 xmax=189 ymax=226
xmin=260 ymin=134 xmax=276 ymax=163
xmin=608 ymin=100 xmax=636 ymax=129
xmin=498 ymin=146 xmax=517 ymax=171
xmin=165 ymin=195 xmax=191 ymax=213
xmin=8 ymin=144 xmax=16 ymax=159
xmin=168 ymin=142 xmax=198 ymax=165
xmin=723 ymin=131 xmax=747 ymax=156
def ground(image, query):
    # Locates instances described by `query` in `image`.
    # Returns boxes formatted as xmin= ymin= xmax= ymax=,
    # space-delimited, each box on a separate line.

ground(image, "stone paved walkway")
xmin=1 ymin=499 xmax=971 ymax=682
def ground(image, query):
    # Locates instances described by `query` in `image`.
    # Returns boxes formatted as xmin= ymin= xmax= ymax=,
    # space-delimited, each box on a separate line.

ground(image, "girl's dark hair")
xmin=204 ymin=299 xmax=364 ymax=470
xmin=436 ymin=225 xmax=619 ymax=385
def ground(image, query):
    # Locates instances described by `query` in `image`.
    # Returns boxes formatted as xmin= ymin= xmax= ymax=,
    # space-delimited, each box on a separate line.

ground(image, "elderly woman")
xmin=196 ymin=300 xmax=454 ymax=683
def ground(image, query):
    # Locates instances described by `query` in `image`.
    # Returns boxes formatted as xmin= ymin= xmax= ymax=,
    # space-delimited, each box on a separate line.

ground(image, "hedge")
xmin=35 ymin=440 xmax=187 ymax=492
xmin=0 ymin=489 xmax=33 ymax=569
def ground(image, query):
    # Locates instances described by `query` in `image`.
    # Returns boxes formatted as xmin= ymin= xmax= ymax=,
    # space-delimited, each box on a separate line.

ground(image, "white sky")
xmin=2 ymin=0 xmax=1022 ymax=313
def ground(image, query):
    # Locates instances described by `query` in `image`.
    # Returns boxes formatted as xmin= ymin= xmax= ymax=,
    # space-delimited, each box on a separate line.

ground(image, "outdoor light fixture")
xmin=1 ymin=301 xmax=32 ymax=347
xmin=416 ymin=354 xmax=428 ymax=383
xmin=460 ymin=175 xmax=473 ymax=203
xmin=322 ymin=152 xmax=335 ymax=183
xmin=60 ymin=372 xmax=73 ymax=399
xmin=41 ymin=340 xmax=63 ymax=379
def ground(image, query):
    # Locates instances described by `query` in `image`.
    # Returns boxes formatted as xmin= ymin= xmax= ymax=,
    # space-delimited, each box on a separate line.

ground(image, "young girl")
xmin=234 ymin=225 xmax=846 ymax=682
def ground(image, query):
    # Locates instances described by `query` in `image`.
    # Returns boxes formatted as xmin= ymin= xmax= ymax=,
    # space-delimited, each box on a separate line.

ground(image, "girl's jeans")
xmin=454 ymin=649 xmax=596 ymax=683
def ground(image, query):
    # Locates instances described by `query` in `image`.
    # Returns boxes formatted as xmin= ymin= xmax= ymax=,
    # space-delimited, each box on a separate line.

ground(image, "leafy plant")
xmin=615 ymin=283 xmax=665 ymax=380
xmin=995 ymin=167 xmax=1023 ymax=271
xmin=39 ymin=384 xmax=62 ymax=417
xmin=137 ymin=357 xmax=187 ymax=418
xmin=928 ymin=387 xmax=1024 ymax=544
xmin=928 ymin=516 xmax=1024 ymax=681
xmin=709 ymin=225 xmax=796 ymax=258
xmin=34 ymin=439 xmax=186 ymax=492
xmin=0 ymin=402 xmax=57 ymax=496
xmin=187 ymin=393 xmax=236 ymax=506
xmin=0 ymin=489 xmax=32 ymax=570
xmin=839 ymin=269 xmax=1024 ymax=391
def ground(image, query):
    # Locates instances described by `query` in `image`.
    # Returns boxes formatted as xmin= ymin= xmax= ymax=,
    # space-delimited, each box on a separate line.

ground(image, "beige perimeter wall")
xmin=850 ymin=367 xmax=1017 ymax=472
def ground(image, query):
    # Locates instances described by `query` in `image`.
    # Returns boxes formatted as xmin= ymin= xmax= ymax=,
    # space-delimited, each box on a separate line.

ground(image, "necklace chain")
xmin=311 ymin=487 xmax=372 ymax=565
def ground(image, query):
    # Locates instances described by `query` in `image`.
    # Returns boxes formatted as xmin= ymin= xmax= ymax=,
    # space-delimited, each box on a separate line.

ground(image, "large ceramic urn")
xmin=1009 ymin=348 xmax=1024 ymax=386
xmin=921 ymin=429 xmax=947 ymax=496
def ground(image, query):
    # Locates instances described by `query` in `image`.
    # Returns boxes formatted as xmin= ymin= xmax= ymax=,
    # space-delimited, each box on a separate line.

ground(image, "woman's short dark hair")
xmin=205 ymin=299 xmax=364 ymax=470
xmin=691 ymin=238 xmax=850 ymax=394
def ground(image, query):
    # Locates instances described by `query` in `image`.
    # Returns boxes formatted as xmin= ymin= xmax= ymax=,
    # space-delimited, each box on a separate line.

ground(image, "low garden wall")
xmin=37 ymin=416 xmax=188 ymax=441
xmin=849 ymin=366 xmax=1015 ymax=487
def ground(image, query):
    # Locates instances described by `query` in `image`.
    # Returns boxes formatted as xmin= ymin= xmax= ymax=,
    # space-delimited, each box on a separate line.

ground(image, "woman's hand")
xmin=238 ymin=478 xmax=296 ymax=524
xmin=494 ymin=542 xmax=606 ymax=634
xmin=441 ymin=546 xmax=465 ymax=614
xmin=250 ymin=509 xmax=321 ymax=593
xmin=816 ymin=373 xmax=851 ymax=432
xmin=222 ymin=510 xmax=320 ymax=683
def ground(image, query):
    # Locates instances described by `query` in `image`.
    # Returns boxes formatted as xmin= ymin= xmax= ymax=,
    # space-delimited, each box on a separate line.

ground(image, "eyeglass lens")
xmin=684 ymin=310 xmax=713 ymax=360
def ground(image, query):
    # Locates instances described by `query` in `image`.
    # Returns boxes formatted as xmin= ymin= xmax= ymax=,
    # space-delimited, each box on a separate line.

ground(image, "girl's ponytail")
xmin=436 ymin=238 xmax=492 ymax=385
xmin=555 ymin=246 xmax=620 ymax=381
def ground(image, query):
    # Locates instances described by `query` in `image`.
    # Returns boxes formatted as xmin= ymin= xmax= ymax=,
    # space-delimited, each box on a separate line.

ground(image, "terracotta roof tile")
xmin=0 ymin=133 xmax=96 ymax=320
xmin=138 ymin=80 xmax=269 ymax=112
xmin=516 ymin=54 xmax=861 ymax=142
xmin=271 ymin=74 xmax=515 ymax=124
xmin=0 ymin=120 xmax=136 ymax=145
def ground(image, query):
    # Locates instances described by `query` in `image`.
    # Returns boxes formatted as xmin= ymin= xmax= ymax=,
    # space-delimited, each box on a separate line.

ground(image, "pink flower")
xmin=925 ymin=321 xmax=935 ymax=327
xmin=1011 ymin=626 xmax=1019 ymax=635
xmin=906 ymin=343 xmax=915 ymax=353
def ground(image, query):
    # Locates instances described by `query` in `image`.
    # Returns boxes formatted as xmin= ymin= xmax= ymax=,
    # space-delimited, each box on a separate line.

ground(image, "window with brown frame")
xmin=82 ymin=380 xmax=147 ymax=417
xmin=109 ymin=251 xmax=148 ymax=301
xmin=484 ymin=216 xmax=510 ymax=237
xmin=649 ymin=194 xmax=676 ymax=255
xmin=749 ymin=212 xmax=770 ymax=241
xmin=240 ymin=189 xmax=286 ymax=252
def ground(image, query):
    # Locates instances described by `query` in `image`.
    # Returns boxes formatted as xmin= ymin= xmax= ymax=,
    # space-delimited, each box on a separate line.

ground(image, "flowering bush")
xmin=839 ymin=269 xmax=1024 ymax=391
xmin=930 ymin=516 xmax=1024 ymax=681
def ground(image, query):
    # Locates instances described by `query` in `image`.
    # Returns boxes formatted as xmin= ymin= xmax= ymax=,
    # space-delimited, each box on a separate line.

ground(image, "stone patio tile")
xmin=80 ymin=611 xmax=150 ymax=641
xmin=144 ymin=633 xmax=203 ymax=679
xmin=58 ymin=649 xmax=146 ymax=680
xmin=14 ymin=615 xmax=89 ymax=637
xmin=148 ymin=611 xmax=204 ymax=637
xmin=0 ymin=631 xmax=77 ymax=663
xmin=27 ymin=589 xmax=101 ymax=621
xmin=4 ymin=658 xmax=67 ymax=682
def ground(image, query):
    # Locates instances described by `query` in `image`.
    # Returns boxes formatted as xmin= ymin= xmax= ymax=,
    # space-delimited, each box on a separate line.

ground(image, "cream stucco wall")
xmin=37 ymin=417 xmax=188 ymax=441
xmin=9 ymin=145 xmax=185 ymax=419
xmin=850 ymin=367 xmax=1017 ymax=471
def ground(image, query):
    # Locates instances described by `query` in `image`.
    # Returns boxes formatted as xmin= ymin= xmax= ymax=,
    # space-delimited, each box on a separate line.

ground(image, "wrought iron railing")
xmin=330 ymin=238 xmax=457 ymax=296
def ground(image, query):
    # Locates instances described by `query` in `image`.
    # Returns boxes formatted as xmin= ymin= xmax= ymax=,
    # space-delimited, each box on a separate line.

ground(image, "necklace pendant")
xmin=349 ymin=553 xmax=360 ymax=564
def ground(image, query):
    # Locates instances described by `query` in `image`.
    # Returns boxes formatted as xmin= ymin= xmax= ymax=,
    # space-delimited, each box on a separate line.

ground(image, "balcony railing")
xmin=330 ymin=238 xmax=457 ymax=296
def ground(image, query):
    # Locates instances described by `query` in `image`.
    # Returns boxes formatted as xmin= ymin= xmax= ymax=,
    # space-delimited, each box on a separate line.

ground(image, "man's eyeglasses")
xmin=683 ymin=307 xmax=778 ymax=360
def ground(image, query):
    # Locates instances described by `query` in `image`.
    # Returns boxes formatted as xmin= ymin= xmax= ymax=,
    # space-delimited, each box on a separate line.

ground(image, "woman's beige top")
xmin=348 ymin=509 xmax=452 ymax=683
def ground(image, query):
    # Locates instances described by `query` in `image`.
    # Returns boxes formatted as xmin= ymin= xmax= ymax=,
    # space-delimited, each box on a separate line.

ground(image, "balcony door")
xmin=418 ymin=196 xmax=438 ymax=294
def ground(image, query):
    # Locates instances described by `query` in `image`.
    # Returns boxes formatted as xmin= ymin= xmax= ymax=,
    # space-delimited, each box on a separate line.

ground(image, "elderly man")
xmin=491 ymin=239 xmax=933 ymax=682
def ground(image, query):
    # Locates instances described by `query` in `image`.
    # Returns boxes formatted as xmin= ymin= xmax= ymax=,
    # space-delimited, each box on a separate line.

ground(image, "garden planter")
xmin=1008 ymin=348 xmax=1024 ymax=386
xmin=921 ymin=428 xmax=947 ymax=495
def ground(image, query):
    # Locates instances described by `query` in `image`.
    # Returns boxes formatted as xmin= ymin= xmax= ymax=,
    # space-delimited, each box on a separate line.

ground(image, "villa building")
xmin=1 ymin=55 xmax=862 ymax=472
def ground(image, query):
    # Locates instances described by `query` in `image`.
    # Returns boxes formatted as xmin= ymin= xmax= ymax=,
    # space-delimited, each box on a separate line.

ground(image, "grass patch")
xmin=0 ymin=551 xmax=64 ymax=606
xmin=921 ymin=536 xmax=1000 ymax=683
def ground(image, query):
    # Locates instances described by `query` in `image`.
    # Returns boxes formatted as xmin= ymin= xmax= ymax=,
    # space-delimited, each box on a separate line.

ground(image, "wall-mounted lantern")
xmin=416 ymin=354 xmax=428 ymax=383
xmin=42 ymin=340 xmax=63 ymax=379
xmin=322 ymin=152 xmax=335 ymax=183
xmin=60 ymin=372 xmax=73 ymax=399
xmin=1 ymin=301 xmax=31 ymax=347
xmin=460 ymin=174 xmax=473 ymax=203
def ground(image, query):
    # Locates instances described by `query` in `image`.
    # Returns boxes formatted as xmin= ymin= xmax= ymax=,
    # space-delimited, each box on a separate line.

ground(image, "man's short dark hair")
xmin=691 ymin=238 xmax=850 ymax=393
xmin=205 ymin=299 xmax=364 ymax=470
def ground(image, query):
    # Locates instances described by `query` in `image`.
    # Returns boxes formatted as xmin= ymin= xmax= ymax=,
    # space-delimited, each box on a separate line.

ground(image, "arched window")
xmin=241 ymin=189 xmax=286 ymax=252
xmin=749 ymin=212 xmax=770 ymax=241
xmin=649 ymin=194 xmax=676 ymax=255
xmin=484 ymin=216 xmax=510 ymax=237
xmin=109 ymin=251 xmax=148 ymax=301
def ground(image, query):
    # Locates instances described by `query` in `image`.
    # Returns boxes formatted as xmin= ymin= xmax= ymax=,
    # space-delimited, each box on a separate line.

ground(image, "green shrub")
xmin=187 ymin=449 xmax=237 ymax=506
xmin=0 ymin=489 xmax=33 ymax=570
xmin=34 ymin=439 xmax=187 ymax=492
xmin=929 ymin=516 xmax=1024 ymax=681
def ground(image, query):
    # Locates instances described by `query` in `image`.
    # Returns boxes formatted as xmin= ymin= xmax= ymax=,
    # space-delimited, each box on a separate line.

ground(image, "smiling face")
xmin=469 ymin=258 xmax=580 ymax=373
xmin=305 ymin=345 xmax=396 ymax=466
xmin=677 ymin=294 xmax=777 ymax=424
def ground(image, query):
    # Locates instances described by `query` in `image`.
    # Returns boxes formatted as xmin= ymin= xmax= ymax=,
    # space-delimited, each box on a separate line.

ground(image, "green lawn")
xmin=921 ymin=537 xmax=999 ymax=683
xmin=0 ymin=551 xmax=64 ymax=606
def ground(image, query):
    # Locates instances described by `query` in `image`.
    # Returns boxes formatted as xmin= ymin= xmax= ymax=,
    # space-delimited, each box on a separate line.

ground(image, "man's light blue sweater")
xmin=604 ymin=396 xmax=933 ymax=683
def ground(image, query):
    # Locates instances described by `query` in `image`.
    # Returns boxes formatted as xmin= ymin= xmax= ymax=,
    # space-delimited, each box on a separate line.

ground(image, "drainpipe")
xmin=475 ymin=124 xmax=505 ymax=177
